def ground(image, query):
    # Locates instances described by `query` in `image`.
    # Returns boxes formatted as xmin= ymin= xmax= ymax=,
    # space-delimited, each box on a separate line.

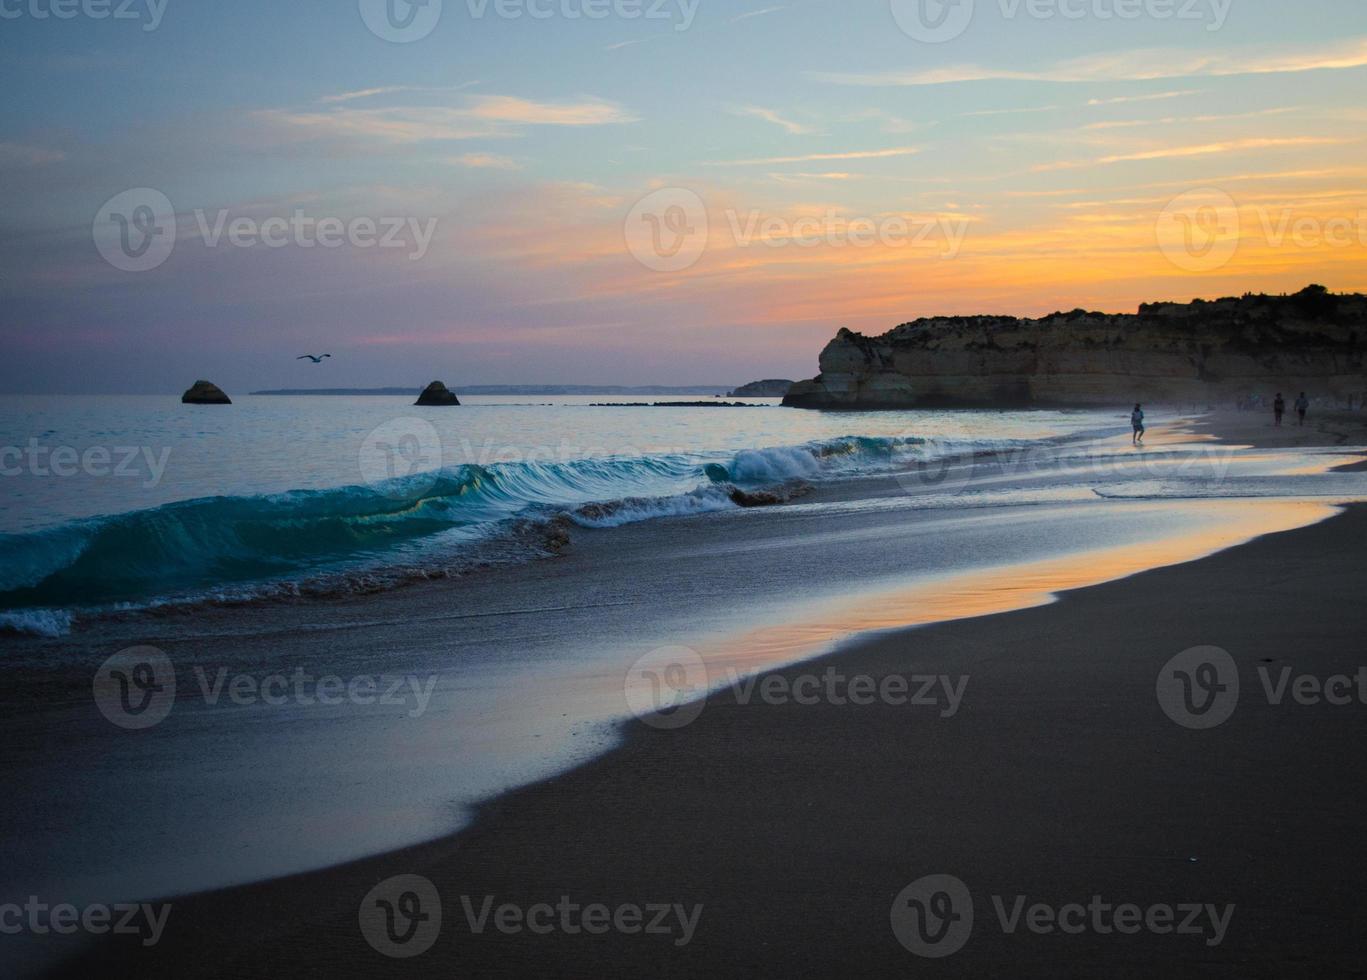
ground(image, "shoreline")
xmin=51 ymin=503 xmax=1367 ymax=978
xmin=38 ymin=414 xmax=1367 ymax=978
xmin=0 ymin=411 xmax=1107 ymax=640
xmin=6 ymin=403 xmax=1355 ymax=647
xmin=1189 ymin=406 xmax=1367 ymax=448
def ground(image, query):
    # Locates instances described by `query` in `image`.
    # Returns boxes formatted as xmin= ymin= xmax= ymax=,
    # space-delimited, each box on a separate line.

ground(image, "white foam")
xmin=0 ymin=608 xmax=74 ymax=637
xmin=727 ymin=446 xmax=825 ymax=483
xmin=570 ymin=488 xmax=738 ymax=528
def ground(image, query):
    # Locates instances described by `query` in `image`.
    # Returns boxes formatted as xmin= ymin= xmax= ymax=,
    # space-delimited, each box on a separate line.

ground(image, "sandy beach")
xmin=21 ymin=409 xmax=1362 ymax=978
xmin=13 ymin=1 xmax=1367 ymax=973
xmin=1194 ymin=407 xmax=1367 ymax=454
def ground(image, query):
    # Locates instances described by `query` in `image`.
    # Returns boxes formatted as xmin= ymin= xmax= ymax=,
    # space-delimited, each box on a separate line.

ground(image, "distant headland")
xmin=729 ymin=379 xmax=794 ymax=397
xmin=785 ymin=285 xmax=1367 ymax=410
xmin=251 ymin=385 xmax=735 ymax=397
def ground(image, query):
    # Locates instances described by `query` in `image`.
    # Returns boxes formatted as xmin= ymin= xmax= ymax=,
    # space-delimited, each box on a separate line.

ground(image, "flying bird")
xmin=297 ymin=354 xmax=332 ymax=363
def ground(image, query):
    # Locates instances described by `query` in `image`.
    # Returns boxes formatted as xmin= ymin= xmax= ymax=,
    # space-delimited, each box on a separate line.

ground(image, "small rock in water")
xmin=415 ymin=381 xmax=461 ymax=406
xmin=181 ymin=380 xmax=232 ymax=405
xmin=727 ymin=482 xmax=814 ymax=508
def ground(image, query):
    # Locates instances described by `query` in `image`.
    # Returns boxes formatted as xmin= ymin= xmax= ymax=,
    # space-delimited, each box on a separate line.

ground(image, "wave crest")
xmin=0 ymin=433 xmax=984 ymax=633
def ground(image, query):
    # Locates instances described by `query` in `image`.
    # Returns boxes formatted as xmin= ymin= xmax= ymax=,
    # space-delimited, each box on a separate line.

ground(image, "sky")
xmin=2 ymin=0 xmax=1366 ymax=393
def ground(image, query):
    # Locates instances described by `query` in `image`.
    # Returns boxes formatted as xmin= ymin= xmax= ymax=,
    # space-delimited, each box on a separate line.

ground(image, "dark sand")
xmin=25 ymin=408 xmax=1367 ymax=977
xmin=1195 ymin=408 xmax=1367 ymax=473
xmin=1193 ymin=406 xmax=1367 ymax=455
xmin=55 ymin=504 xmax=1367 ymax=977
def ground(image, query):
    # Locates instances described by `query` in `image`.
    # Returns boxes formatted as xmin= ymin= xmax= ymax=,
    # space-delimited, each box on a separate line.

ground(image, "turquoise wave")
xmin=0 ymin=436 xmax=933 ymax=626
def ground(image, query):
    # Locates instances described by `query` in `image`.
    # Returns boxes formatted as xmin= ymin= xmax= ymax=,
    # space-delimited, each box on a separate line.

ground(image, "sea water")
xmin=5 ymin=394 xmax=1366 ymax=954
xmin=0 ymin=394 xmax=1112 ymax=634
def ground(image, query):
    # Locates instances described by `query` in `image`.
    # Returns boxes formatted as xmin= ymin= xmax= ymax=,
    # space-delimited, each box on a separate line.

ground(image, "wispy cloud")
xmin=850 ymin=108 xmax=925 ymax=134
xmin=1034 ymin=136 xmax=1347 ymax=172
xmin=960 ymin=92 xmax=1196 ymax=119
xmin=0 ymin=142 xmax=65 ymax=168
xmin=320 ymin=87 xmax=403 ymax=105
xmin=450 ymin=153 xmax=523 ymax=170
xmin=1086 ymin=90 xmax=1199 ymax=106
xmin=1131 ymin=166 xmax=1367 ymax=190
xmin=1081 ymin=107 xmax=1299 ymax=130
xmin=319 ymin=83 xmax=481 ymax=104
xmin=730 ymin=5 xmax=785 ymax=23
xmin=767 ymin=171 xmax=865 ymax=183
xmin=810 ymin=37 xmax=1367 ymax=86
xmin=1001 ymin=187 xmax=1092 ymax=198
xmin=960 ymin=105 xmax=1061 ymax=118
xmin=706 ymin=146 xmax=921 ymax=166
xmin=462 ymin=95 xmax=635 ymax=126
xmin=1005 ymin=165 xmax=1367 ymax=197
xmin=256 ymin=93 xmax=636 ymax=144
xmin=605 ymin=6 xmax=783 ymax=50
xmin=729 ymin=105 xmax=815 ymax=135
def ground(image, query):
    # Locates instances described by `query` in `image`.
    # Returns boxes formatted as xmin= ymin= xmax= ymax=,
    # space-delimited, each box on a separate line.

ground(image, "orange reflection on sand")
xmin=1139 ymin=421 xmax=1228 ymax=448
xmin=1277 ymin=455 xmax=1366 ymax=476
xmin=702 ymin=500 xmax=1340 ymax=678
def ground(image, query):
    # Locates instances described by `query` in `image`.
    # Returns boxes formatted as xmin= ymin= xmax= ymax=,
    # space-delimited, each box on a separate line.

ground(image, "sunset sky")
xmin=3 ymin=0 xmax=1366 ymax=392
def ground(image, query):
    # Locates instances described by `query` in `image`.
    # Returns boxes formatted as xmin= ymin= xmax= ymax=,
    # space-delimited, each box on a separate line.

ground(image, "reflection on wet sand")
xmin=703 ymin=500 xmax=1342 ymax=681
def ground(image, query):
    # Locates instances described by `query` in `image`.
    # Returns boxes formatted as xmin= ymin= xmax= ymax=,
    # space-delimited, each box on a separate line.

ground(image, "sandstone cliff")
xmin=784 ymin=286 xmax=1367 ymax=409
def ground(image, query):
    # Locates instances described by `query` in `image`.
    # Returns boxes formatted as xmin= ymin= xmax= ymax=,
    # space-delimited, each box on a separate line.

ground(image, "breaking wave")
xmin=0 ymin=434 xmax=1015 ymax=634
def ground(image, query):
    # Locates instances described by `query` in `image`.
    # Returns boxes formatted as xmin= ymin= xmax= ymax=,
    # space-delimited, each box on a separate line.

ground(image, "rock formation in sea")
xmin=181 ymin=380 xmax=232 ymax=404
xmin=783 ymin=286 xmax=1367 ymax=409
xmin=415 ymin=381 xmax=461 ymax=406
xmin=729 ymin=379 xmax=795 ymax=397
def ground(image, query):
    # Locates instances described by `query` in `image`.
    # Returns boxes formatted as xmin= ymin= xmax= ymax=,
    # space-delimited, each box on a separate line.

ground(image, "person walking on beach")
xmin=1131 ymin=403 xmax=1146 ymax=445
xmin=1295 ymin=392 xmax=1309 ymax=426
xmin=1273 ymin=393 xmax=1286 ymax=427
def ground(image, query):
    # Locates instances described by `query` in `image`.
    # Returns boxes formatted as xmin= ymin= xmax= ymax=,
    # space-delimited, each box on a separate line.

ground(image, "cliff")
xmin=784 ymin=286 xmax=1367 ymax=409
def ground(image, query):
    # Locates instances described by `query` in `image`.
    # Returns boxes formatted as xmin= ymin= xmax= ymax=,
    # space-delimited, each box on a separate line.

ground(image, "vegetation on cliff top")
xmin=855 ymin=285 xmax=1365 ymax=354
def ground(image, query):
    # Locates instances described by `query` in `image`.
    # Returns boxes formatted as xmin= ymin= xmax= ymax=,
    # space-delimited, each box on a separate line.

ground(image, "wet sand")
xmin=44 ymin=417 xmax=1367 ymax=978
xmin=1192 ymin=406 xmax=1367 ymax=453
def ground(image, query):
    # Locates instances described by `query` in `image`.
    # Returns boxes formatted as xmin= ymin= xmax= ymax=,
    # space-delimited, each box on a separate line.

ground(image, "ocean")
xmin=4 ymin=395 xmax=1365 ymax=963
xmin=0 ymin=394 xmax=1107 ymax=635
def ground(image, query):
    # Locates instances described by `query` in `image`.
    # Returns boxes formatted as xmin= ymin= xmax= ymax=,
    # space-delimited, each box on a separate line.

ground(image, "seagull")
xmin=297 ymin=354 xmax=332 ymax=363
